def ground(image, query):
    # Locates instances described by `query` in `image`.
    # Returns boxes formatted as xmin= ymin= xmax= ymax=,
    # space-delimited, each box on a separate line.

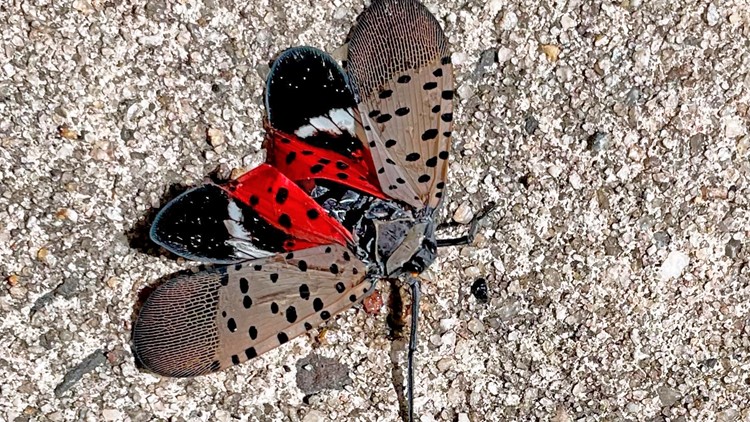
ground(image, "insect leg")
xmin=406 ymin=275 xmax=421 ymax=422
xmin=436 ymin=202 xmax=496 ymax=247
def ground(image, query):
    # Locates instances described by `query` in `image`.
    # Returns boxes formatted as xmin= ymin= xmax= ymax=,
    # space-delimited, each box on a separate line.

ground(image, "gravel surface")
xmin=2 ymin=0 xmax=750 ymax=421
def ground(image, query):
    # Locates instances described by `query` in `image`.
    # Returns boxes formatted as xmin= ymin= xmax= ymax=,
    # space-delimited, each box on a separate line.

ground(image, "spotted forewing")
xmin=134 ymin=245 xmax=372 ymax=376
xmin=347 ymin=0 xmax=453 ymax=209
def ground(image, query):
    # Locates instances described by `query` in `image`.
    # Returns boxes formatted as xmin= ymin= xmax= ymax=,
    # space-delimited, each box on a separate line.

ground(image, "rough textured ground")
xmin=2 ymin=0 xmax=749 ymax=421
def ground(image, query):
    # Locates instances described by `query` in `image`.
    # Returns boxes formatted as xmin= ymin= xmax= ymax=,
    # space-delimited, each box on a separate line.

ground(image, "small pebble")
xmin=524 ymin=116 xmax=539 ymax=134
xmin=207 ymin=127 xmax=225 ymax=147
xmin=586 ymin=132 xmax=610 ymax=152
xmin=705 ymin=3 xmax=720 ymax=26
xmin=453 ymin=202 xmax=474 ymax=224
xmin=58 ymin=125 xmax=79 ymax=140
xmin=541 ymin=44 xmax=560 ymax=62
xmin=725 ymin=239 xmax=742 ymax=259
xmin=660 ymin=251 xmax=689 ymax=281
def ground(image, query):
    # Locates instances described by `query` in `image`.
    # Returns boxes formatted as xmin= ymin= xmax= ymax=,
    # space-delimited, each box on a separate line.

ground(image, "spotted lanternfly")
xmin=134 ymin=0 xmax=484 ymax=420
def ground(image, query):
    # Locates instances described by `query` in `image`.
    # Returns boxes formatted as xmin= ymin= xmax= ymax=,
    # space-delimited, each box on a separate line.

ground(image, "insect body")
xmin=134 ymin=0 xmax=458 ymax=419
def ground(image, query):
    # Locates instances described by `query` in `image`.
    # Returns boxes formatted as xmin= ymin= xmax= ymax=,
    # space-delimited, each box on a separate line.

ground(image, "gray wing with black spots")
xmin=347 ymin=0 xmax=453 ymax=209
xmin=133 ymin=244 xmax=372 ymax=377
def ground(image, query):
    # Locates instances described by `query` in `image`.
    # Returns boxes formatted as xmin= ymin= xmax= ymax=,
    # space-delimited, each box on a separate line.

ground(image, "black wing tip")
xmin=149 ymin=184 xmax=241 ymax=264
xmin=265 ymin=45 xmax=357 ymax=134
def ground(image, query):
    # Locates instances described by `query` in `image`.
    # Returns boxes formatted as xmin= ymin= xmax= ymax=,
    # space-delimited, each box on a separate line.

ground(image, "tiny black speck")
xmin=298 ymin=260 xmax=308 ymax=272
xmin=471 ymin=278 xmax=490 ymax=303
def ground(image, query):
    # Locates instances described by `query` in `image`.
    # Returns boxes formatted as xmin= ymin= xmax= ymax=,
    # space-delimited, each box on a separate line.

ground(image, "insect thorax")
xmin=309 ymin=182 xmax=437 ymax=277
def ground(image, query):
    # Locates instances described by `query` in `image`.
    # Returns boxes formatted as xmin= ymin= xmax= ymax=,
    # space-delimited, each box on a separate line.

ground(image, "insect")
xmin=133 ymin=0 xmax=490 ymax=419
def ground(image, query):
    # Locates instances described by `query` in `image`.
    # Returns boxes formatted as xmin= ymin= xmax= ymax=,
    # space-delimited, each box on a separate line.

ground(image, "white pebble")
xmin=705 ymin=3 xmax=720 ymax=26
xmin=568 ymin=171 xmax=582 ymax=189
xmin=302 ymin=410 xmax=326 ymax=422
xmin=453 ymin=202 xmax=474 ymax=224
xmin=499 ymin=11 xmax=518 ymax=30
xmin=659 ymin=251 xmax=689 ymax=281
xmin=496 ymin=47 xmax=513 ymax=63
xmin=102 ymin=409 xmax=122 ymax=421
xmin=451 ymin=52 xmax=468 ymax=66
xmin=723 ymin=116 xmax=745 ymax=138
xmin=560 ymin=14 xmax=576 ymax=30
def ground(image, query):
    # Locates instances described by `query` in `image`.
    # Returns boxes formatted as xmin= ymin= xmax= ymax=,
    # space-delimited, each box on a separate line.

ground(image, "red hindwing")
xmin=264 ymin=127 xmax=385 ymax=199
xmin=226 ymin=164 xmax=353 ymax=247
